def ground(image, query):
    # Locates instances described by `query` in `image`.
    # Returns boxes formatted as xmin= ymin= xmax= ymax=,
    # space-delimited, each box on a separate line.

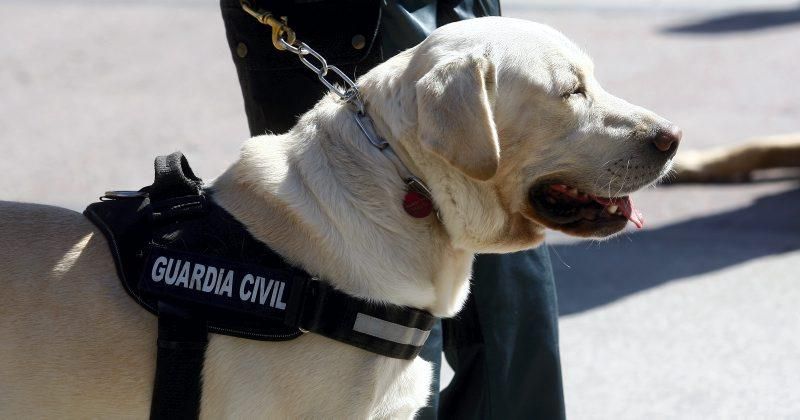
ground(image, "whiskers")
xmin=591 ymin=155 xmax=669 ymax=197
xmin=547 ymin=242 xmax=571 ymax=269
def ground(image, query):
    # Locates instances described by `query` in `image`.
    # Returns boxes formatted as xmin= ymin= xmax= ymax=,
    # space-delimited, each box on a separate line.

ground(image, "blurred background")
xmin=1 ymin=0 xmax=798 ymax=418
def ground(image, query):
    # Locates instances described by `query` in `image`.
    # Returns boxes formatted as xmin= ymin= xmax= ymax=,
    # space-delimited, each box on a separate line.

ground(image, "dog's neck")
xmin=211 ymin=96 xmax=472 ymax=317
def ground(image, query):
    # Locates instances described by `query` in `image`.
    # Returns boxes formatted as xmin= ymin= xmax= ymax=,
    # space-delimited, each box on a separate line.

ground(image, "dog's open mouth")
xmin=529 ymin=183 xmax=644 ymax=236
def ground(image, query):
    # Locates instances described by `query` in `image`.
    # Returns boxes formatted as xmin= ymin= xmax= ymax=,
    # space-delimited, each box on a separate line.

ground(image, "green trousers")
xmin=221 ymin=1 xmax=565 ymax=418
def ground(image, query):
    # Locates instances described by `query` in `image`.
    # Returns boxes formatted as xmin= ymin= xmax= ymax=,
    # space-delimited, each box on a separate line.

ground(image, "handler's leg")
xmin=439 ymin=247 xmax=565 ymax=420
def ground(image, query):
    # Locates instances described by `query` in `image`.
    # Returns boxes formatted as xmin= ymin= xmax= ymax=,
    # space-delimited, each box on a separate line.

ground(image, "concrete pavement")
xmin=1 ymin=0 xmax=798 ymax=418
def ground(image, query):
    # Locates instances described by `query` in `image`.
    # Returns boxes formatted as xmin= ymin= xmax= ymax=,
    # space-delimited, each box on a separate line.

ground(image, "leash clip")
xmin=240 ymin=0 xmax=296 ymax=50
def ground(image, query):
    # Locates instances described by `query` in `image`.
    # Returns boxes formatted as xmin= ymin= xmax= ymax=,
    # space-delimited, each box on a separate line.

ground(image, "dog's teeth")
xmin=568 ymin=188 xmax=579 ymax=197
xmin=607 ymin=205 xmax=618 ymax=214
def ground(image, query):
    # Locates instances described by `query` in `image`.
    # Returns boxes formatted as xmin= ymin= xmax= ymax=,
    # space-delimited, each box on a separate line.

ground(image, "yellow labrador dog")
xmin=0 ymin=17 xmax=680 ymax=418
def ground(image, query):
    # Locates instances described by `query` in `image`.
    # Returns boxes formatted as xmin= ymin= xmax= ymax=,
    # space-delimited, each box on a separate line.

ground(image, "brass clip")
xmin=240 ymin=0 xmax=296 ymax=51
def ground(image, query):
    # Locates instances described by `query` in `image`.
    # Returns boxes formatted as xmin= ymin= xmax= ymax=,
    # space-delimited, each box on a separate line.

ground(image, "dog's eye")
xmin=564 ymin=85 xmax=586 ymax=98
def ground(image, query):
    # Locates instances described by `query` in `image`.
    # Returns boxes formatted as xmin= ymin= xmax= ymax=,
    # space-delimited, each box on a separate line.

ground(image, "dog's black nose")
xmin=651 ymin=124 xmax=682 ymax=155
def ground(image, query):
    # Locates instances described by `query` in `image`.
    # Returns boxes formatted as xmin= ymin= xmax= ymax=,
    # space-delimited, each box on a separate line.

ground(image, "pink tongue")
xmin=593 ymin=196 xmax=645 ymax=229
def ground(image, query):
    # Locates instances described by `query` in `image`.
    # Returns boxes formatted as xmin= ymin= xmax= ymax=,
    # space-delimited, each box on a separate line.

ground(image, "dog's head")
xmin=362 ymin=17 xmax=681 ymax=252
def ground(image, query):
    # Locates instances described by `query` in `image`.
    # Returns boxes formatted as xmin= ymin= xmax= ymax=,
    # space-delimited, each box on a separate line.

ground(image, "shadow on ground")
xmin=663 ymin=4 xmax=800 ymax=33
xmin=553 ymin=186 xmax=800 ymax=315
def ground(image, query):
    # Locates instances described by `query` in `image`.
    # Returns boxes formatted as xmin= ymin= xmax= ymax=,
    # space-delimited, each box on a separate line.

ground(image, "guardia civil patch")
xmin=139 ymin=247 xmax=306 ymax=322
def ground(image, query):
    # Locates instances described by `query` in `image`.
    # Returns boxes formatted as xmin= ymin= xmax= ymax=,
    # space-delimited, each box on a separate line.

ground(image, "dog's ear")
xmin=416 ymin=54 xmax=499 ymax=181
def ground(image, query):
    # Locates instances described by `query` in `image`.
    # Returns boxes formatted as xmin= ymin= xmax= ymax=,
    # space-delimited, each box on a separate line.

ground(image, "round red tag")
xmin=403 ymin=191 xmax=433 ymax=218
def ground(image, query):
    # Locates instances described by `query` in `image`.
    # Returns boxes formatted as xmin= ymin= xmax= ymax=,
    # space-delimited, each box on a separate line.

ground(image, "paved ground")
xmin=1 ymin=0 xmax=799 ymax=418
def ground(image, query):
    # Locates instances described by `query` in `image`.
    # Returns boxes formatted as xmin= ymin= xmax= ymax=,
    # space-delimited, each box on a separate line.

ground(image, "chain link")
xmin=295 ymin=42 xmax=327 ymax=75
xmin=291 ymin=41 xmax=362 ymax=107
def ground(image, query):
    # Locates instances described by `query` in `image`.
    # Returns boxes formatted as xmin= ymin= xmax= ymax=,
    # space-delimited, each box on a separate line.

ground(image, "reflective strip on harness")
xmin=353 ymin=313 xmax=431 ymax=347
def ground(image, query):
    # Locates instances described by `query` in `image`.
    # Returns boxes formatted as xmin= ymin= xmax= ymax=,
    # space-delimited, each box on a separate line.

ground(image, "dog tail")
xmin=669 ymin=133 xmax=800 ymax=183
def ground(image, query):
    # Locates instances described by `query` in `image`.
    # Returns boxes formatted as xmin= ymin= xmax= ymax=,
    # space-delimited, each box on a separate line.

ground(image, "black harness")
xmin=84 ymin=152 xmax=436 ymax=419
